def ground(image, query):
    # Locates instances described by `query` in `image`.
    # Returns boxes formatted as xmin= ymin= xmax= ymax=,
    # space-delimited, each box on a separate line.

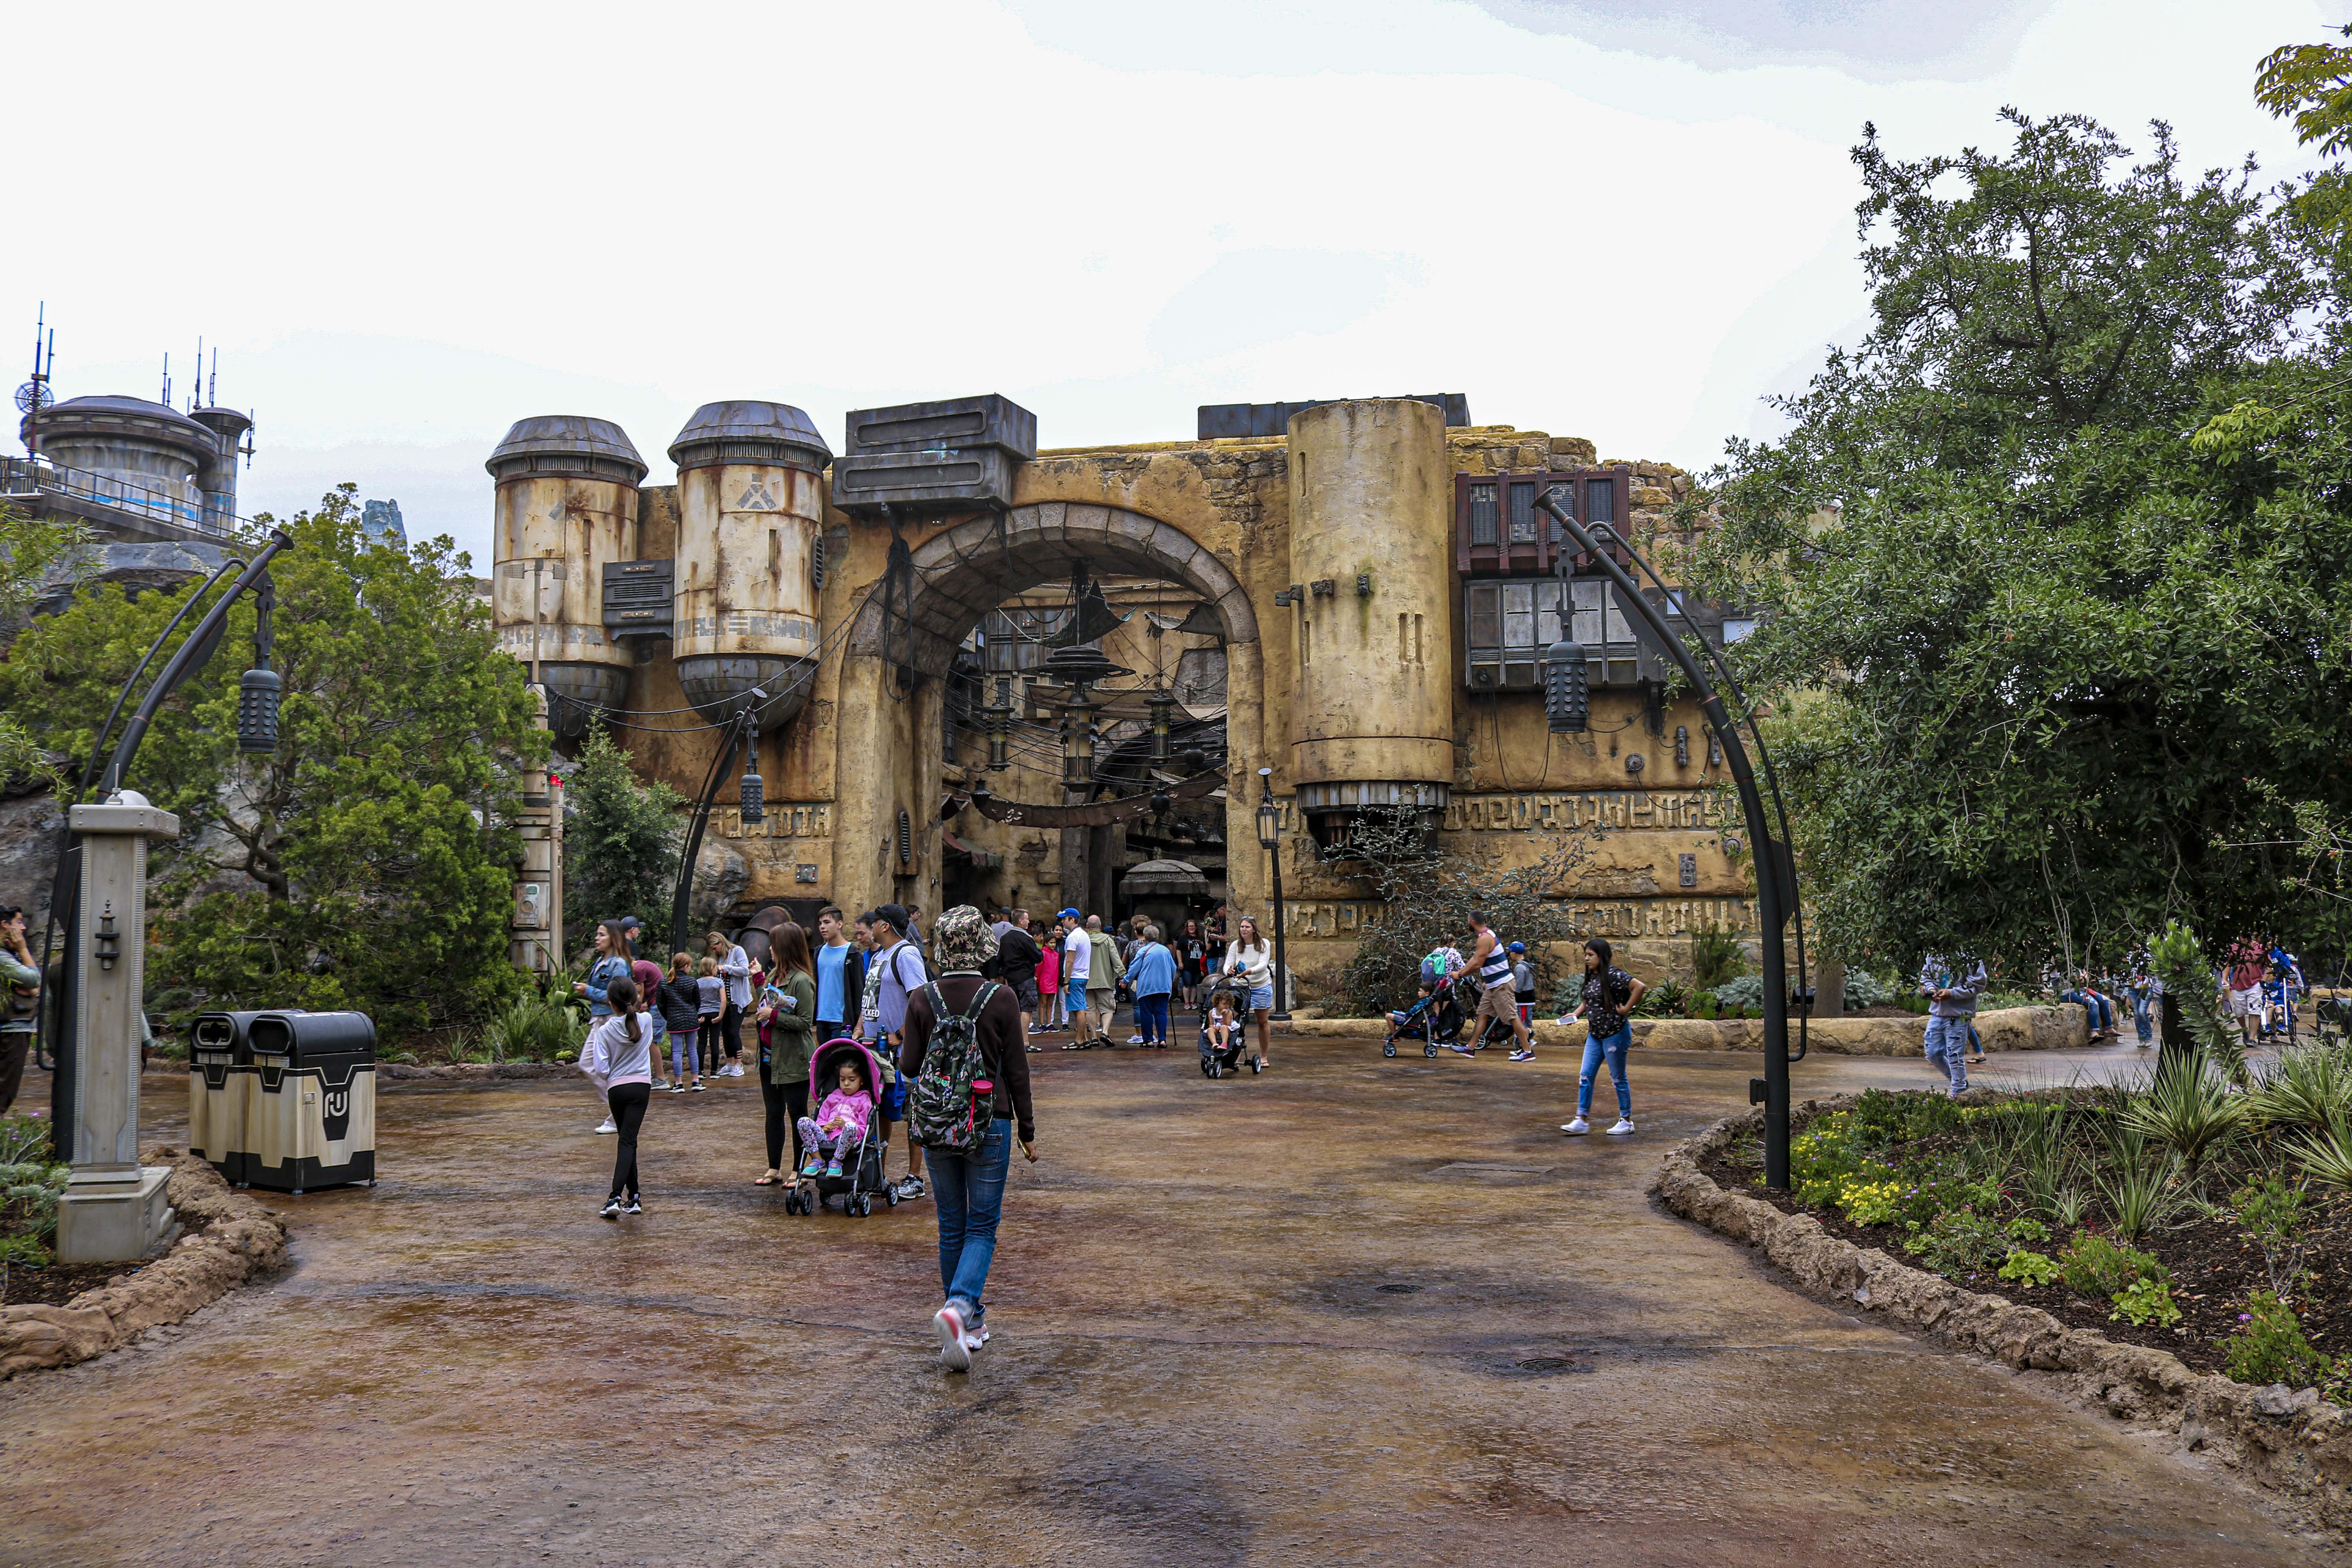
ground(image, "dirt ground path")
xmin=0 ymin=1038 xmax=2330 ymax=1566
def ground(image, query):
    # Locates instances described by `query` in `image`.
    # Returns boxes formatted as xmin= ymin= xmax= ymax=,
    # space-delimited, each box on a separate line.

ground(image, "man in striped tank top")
xmin=1463 ymin=913 xmax=1531 ymax=1058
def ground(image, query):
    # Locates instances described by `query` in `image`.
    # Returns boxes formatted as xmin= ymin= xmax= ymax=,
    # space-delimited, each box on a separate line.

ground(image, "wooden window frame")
xmin=1454 ymin=464 xmax=1636 ymax=577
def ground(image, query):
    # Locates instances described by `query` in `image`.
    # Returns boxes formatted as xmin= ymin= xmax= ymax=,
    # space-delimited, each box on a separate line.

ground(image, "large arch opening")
xmin=846 ymin=502 xmax=1260 ymax=924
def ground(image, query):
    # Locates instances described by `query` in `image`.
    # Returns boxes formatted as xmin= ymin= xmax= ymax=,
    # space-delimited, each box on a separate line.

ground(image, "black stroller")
xmin=1198 ymin=976 xmax=1263 ymax=1078
xmin=1384 ymin=976 xmax=1466 ymax=1058
xmin=783 ymin=1036 xmax=900 ymax=1218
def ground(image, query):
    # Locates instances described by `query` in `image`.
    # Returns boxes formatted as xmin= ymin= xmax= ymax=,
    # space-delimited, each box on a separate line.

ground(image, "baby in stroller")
xmin=1198 ymin=975 xmax=1262 ymax=1076
xmin=784 ymin=1037 xmax=898 ymax=1217
xmin=797 ymin=1054 xmax=877 ymax=1179
xmin=1384 ymin=947 xmax=1469 ymax=1058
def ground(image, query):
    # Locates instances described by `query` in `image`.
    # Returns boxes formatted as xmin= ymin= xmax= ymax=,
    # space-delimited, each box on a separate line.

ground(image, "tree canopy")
xmin=558 ymin=724 xmax=681 ymax=962
xmin=1695 ymin=108 xmax=2352 ymax=981
xmin=0 ymin=490 xmax=546 ymax=1036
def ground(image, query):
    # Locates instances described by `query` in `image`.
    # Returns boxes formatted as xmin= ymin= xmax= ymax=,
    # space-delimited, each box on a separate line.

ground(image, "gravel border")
xmin=1652 ymin=1102 xmax=2352 ymax=1537
xmin=0 ymin=1152 xmax=289 ymax=1379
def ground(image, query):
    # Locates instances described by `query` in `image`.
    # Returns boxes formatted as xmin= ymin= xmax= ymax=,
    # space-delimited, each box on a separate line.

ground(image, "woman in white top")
xmin=1219 ymin=915 xmax=1276 ymax=1070
xmin=583 ymin=976 xmax=655 ymax=1218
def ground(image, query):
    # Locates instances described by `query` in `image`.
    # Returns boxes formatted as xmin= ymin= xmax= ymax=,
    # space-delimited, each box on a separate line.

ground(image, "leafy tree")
xmin=1693 ymin=110 xmax=2352 ymax=980
xmin=0 ymin=488 xmax=545 ymax=1037
xmin=0 ymin=503 xmax=94 ymax=788
xmin=559 ymin=724 xmax=680 ymax=962
xmin=2257 ymin=29 xmax=2352 ymax=256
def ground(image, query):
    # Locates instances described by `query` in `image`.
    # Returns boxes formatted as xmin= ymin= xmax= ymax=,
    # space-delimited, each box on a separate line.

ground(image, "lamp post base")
xmin=56 ymin=1167 xmax=178 ymax=1264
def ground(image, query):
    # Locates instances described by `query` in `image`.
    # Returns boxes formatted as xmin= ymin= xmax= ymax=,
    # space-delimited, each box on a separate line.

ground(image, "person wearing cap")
xmin=868 ymin=904 xmax=932 ymax=1201
xmin=901 ymin=905 xmax=1034 ymax=1370
xmin=1510 ymin=942 xmax=1539 ymax=1062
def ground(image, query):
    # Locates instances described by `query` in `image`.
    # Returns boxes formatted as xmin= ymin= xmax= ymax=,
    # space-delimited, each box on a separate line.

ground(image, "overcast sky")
xmin=2 ymin=0 xmax=2327 ymax=567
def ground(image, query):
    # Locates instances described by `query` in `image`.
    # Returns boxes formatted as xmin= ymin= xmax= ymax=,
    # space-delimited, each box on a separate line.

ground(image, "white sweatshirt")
xmin=584 ymin=1012 xmax=653 ymax=1087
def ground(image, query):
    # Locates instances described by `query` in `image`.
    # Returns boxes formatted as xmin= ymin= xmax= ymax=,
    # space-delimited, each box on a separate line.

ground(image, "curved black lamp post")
xmin=667 ymin=690 xmax=767 ymax=957
xmin=1534 ymin=491 xmax=1808 ymax=1189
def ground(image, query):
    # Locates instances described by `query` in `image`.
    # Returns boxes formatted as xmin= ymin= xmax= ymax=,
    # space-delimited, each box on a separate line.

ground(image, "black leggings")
xmin=764 ymin=1076 xmax=809 ymax=1170
xmin=718 ymin=999 xmax=744 ymax=1062
xmin=607 ymin=1082 xmax=651 ymax=1200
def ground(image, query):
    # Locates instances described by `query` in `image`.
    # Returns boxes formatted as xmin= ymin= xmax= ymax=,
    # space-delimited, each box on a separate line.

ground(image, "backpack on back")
xmin=909 ymin=980 xmax=1001 ymax=1153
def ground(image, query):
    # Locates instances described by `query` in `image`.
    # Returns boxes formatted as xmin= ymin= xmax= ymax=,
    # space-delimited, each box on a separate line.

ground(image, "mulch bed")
xmin=1701 ymin=1136 xmax=2352 ymax=1377
xmin=0 ymin=1258 xmax=149 ymax=1309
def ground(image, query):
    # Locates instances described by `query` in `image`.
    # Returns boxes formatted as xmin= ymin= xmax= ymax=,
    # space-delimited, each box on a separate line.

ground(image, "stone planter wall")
xmin=0 ymin=1152 xmax=289 ymax=1379
xmin=1652 ymin=1105 xmax=2352 ymax=1536
xmin=1283 ymin=1003 xmax=2088 ymax=1055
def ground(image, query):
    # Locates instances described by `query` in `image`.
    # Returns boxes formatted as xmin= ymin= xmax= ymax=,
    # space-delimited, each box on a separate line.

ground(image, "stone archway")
xmin=829 ymin=501 xmax=1267 ymax=925
xmin=847 ymin=501 xmax=1260 ymax=669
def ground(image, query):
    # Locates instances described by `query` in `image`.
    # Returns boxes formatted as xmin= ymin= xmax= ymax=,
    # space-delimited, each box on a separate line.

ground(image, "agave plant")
xmin=2098 ymin=1158 xmax=2186 ymax=1242
xmin=2045 ymin=1184 xmax=2089 ymax=1229
xmin=2248 ymin=1045 xmax=2352 ymax=1132
xmin=2149 ymin=919 xmax=2251 ymax=1087
xmin=2122 ymin=1056 xmax=2246 ymax=1173
xmin=2292 ymin=1112 xmax=2352 ymax=1196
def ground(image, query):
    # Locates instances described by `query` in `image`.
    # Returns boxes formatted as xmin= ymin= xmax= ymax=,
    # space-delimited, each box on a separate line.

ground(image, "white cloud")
xmin=0 ymin=0 xmax=2329 ymax=563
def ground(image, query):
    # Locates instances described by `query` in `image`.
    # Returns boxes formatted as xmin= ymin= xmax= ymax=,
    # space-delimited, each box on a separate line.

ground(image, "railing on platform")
xmin=0 ymin=454 xmax=240 ymax=537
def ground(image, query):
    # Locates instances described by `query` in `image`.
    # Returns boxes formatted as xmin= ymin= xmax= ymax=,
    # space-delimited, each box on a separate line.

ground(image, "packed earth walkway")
xmin=0 ymin=1042 xmax=2330 ymax=1566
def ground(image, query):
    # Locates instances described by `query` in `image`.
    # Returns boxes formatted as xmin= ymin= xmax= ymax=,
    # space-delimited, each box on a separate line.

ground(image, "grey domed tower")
xmin=666 ymin=401 xmax=831 ymax=729
xmin=28 ymin=394 xmax=223 ymax=530
xmin=487 ymin=416 xmax=648 ymax=737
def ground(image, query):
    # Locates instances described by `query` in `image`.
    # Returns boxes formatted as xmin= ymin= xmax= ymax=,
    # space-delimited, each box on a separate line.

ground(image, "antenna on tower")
xmin=191 ymin=337 xmax=201 ymax=412
xmin=14 ymin=302 xmax=56 ymax=455
xmin=208 ymin=346 xmax=217 ymax=407
xmin=161 ymin=352 xmax=171 ymax=408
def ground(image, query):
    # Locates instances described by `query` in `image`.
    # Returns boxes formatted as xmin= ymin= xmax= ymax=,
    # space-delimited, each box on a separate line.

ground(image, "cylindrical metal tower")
xmin=487 ymin=415 xmax=647 ymax=738
xmin=29 ymin=395 xmax=218 ymax=524
xmin=666 ymin=401 xmax=830 ymax=728
xmin=189 ymin=406 xmax=253 ymax=528
xmin=1286 ymin=398 xmax=1454 ymax=837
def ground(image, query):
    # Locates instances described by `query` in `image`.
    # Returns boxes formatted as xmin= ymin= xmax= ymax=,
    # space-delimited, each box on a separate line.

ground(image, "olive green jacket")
xmin=760 ymin=970 xmax=818 ymax=1088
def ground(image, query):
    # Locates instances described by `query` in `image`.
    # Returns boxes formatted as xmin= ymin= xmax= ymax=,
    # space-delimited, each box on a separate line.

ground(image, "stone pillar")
xmin=1223 ymin=639 xmax=1268 ymax=926
xmin=57 ymin=793 xmax=180 ymax=1265
xmin=511 ymin=686 xmax=561 ymax=974
xmin=829 ymin=652 xmax=900 ymax=919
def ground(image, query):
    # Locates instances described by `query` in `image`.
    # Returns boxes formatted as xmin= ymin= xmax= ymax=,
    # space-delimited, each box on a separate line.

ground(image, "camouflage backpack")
xmin=908 ymin=980 xmax=1001 ymax=1153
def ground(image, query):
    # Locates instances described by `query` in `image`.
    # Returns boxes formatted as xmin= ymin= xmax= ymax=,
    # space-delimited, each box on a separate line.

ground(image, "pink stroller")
xmin=783 ymin=1036 xmax=898 ymax=1218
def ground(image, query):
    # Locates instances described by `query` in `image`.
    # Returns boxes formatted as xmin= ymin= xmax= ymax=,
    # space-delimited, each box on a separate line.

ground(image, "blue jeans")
xmin=1135 ymin=993 xmax=1171 ymax=1044
xmin=1924 ymin=1015 xmax=1971 ymax=1094
xmin=929 ymin=1118 xmax=1013 ymax=1314
xmin=1578 ymin=1024 xmax=1632 ymax=1118
xmin=2062 ymin=990 xmax=2113 ymax=1033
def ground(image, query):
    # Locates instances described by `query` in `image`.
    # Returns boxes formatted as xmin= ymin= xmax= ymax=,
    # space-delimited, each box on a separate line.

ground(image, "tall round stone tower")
xmin=1286 ymin=398 xmax=1455 ymax=841
xmin=487 ymin=415 xmax=647 ymax=737
xmin=666 ymin=401 xmax=830 ymax=728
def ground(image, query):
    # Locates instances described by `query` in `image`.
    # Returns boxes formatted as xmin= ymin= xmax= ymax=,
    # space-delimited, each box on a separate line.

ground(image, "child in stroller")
xmin=784 ymin=1037 xmax=899 ymax=1218
xmin=1385 ymin=946 xmax=1493 ymax=1058
xmin=1198 ymin=976 xmax=1262 ymax=1077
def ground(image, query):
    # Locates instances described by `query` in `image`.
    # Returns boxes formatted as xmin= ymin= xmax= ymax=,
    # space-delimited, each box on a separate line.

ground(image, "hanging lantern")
xmin=1255 ymin=768 xmax=1281 ymax=849
xmin=984 ymin=676 xmax=1013 ymax=773
xmin=1543 ymin=635 xmax=1589 ymax=733
xmin=237 ymin=574 xmax=280 ymax=753
xmin=1060 ymin=685 xmax=1097 ymax=789
xmin=1147 ymin=684 xmax=1175 ymax=763
xmin=740 ymin=711 xmax=764 ymax=824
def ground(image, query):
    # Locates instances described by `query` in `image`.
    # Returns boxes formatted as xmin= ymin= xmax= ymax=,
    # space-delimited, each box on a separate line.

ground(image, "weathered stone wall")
xmin=582 ymin=411 xmax=1743 ymax=991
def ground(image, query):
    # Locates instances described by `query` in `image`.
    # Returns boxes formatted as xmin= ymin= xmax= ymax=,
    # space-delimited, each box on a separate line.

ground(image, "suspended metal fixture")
xmin=984 ymin=675 xmax=1014 ymax=773
xmin=237 ymin=573 xmax=281 ymax=753
xmin=740 ymin=711 xmax=764 ymax=826
xmin=1147 ymin=684 xmax=1176 ymax=763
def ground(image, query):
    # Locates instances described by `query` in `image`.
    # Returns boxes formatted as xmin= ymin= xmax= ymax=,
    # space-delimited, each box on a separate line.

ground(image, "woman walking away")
xmin=575 ymin=920 xmax=634 ymax=1133
xmin=656 ymin=953 xmax=705 ymax=1093
xmin=1559 ymin=937 xmax=1643 ymax=1136
xmin=901 ymin=906 xmax=1034 ymax=1371
xmin=1124 ymin=925 xmax=1177 ymax=1047
xmin=583 ymin=976 xmax=655 ymax=1217
xmin=757 ymin=920 xmax=818 ymax=1187
xmin=1218 ymin=916 xmax=1276 ymax=1069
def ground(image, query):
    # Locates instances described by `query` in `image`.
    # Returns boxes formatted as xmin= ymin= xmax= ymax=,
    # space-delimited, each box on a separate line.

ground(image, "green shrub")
xmin=0 ymin=1147 xmax=68 ymax=1259
xmin=2005 ymin=1215 xmax=2049 ymax=1244
xmin=482 ymin=993 xmax=583 ymax=1062
xmin=1843 ymin=970 xmax=1893 ymax=1010
xmin=1691 ymin=924 xmax=1747 ymax=991
xmin=1901 ymin=1206 xmax=2010 ymax=1275
xmin=2058 ymin=1232 xmax=2167 ymax=1298
xmin=1998 ymin=1249 xmax=2062 ymax=1287
xmin=0 ymin=1232 xmax=51 ymax=1269
xmin=1712 ymin=975 xmax=1766 ymax=1014
xmin=1632 ymin=977 xmax=1688 ymax=1018
xmin=2110 ymin=1276 xmax=2183 ymax=1328
xmin=1840 ymin=1178 xmax=1904 ymax=1225
xmin=2223 ymin=1291 xmax=2323 ymax=1385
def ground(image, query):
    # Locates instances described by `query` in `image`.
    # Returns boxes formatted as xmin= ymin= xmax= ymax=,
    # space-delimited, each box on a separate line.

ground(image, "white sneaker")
xmin=1606 ymin=1118 xmax=1635 ymax=1136
xmin=934 ymin=1304 xmax=972 ymax=1372
xmin=1561 ymin=1117 xmax=1590 ymax=1135
xmin=595 ymin=1119 xmax=619 ymax=1134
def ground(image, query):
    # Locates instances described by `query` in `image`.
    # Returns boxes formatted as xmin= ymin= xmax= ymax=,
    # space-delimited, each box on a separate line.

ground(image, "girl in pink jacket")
xmin=795 ymin=1057 xmax=878 ymax=1178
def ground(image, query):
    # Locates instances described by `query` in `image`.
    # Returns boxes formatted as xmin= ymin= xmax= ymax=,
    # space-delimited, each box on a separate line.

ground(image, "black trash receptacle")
xmin=189 ymin=1010 xmax=297 ymax=1186
xmin=246 ymin=1011 xmax=376 ymax=1194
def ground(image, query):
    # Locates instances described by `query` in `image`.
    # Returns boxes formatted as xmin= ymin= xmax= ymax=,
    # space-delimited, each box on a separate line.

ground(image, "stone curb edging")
xmin=379 ymin=1061 xmax=583 ymax=1083
xmin=1650 ymin=1104 xmax=2352 ymax=1535
xmin=1282 ymin=1002 xmax=2087 ymax=1056
xmin=0 ymin=1152 xmax=289 ymax=1380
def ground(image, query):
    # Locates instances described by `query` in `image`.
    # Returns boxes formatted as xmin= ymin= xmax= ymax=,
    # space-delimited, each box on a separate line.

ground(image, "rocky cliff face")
xmin=0 ymin=789 xmax=63 ymax=926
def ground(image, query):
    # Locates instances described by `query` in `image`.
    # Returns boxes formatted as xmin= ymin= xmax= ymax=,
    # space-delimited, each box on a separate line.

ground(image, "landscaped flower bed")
xmin=1703 ymin=1053 xmax=2352 ymax=1399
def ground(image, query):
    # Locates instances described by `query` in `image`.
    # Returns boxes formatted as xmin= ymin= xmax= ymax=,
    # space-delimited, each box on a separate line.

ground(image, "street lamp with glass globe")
xmin=1255 ymin=768 xmax=1290 ymax=1022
